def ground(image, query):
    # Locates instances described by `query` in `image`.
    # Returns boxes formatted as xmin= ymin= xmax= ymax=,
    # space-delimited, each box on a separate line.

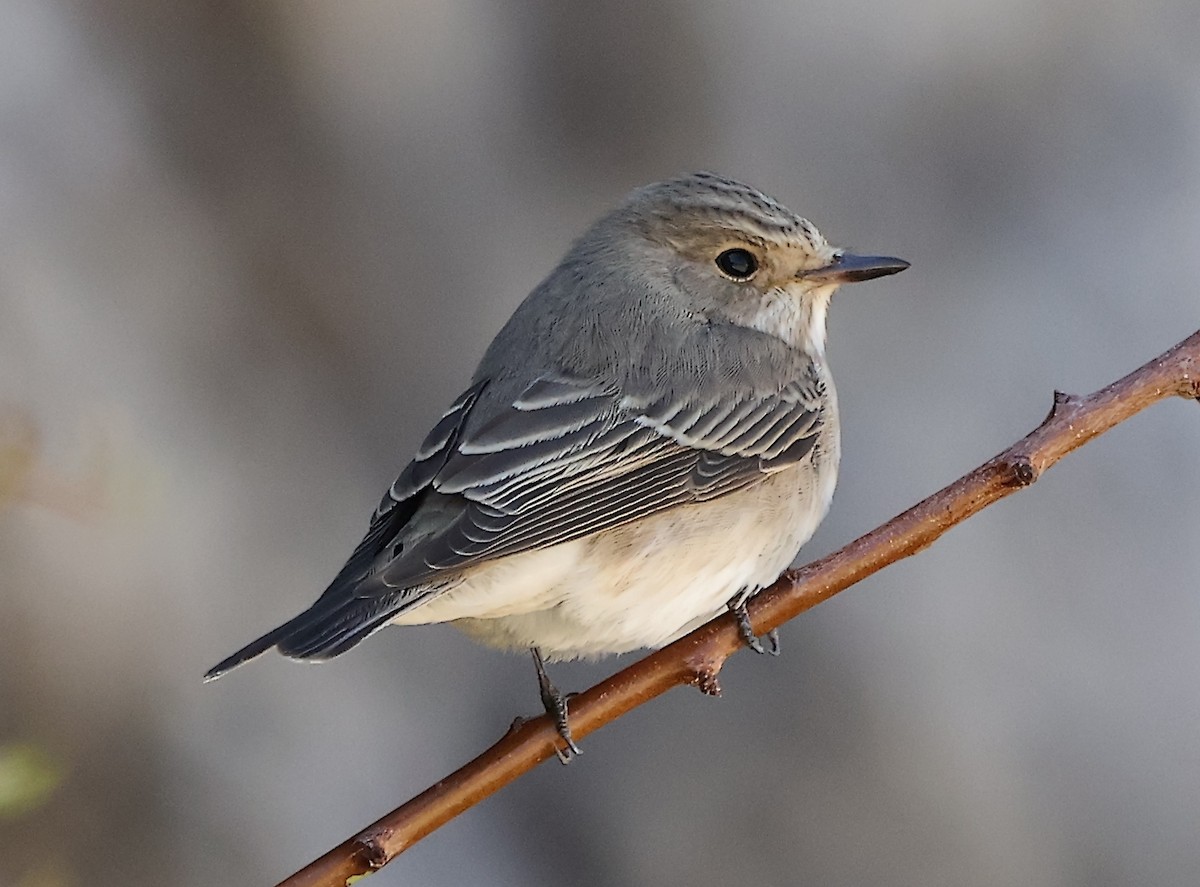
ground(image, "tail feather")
xmin=204 ymin=501 xmax=421 ymax=682
xmin=275 ymin=595 xmax=403 ymax=659
xmin=203 ymin=612 xmax=312 ymax=681
xmin=203 ymin=593 xmax=409 ymax=682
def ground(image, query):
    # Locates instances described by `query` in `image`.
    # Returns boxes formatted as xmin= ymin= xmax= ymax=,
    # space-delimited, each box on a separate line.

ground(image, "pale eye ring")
xmin=715 ymin=248 xmax=759 ymax=281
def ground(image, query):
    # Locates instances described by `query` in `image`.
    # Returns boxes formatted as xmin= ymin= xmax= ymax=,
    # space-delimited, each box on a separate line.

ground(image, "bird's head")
xmin=603 ymin=172 xmax=908 ymax=355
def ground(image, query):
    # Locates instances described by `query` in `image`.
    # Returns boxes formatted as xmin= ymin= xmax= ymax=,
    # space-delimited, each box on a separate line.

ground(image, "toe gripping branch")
xmin=727 ymin=588 xmax=780 ymax=656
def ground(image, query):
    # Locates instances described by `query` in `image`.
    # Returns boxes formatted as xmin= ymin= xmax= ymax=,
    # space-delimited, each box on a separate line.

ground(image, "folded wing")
xmin=205 ymin=365 xmax=827 ymax=674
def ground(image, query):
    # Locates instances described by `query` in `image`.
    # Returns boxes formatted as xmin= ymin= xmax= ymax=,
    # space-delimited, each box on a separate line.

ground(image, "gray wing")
xmin=204 ymin=367 xmax=828 ymax=673
xmin=378 ymin=369 xmax=827 ymax=589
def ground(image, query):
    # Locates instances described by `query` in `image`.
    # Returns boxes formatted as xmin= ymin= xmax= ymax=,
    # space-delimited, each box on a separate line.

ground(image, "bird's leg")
xmin=727 ymin=588 xmax=780 ymax=656
xmin=531 ymin=648 xmax=582 ymax=763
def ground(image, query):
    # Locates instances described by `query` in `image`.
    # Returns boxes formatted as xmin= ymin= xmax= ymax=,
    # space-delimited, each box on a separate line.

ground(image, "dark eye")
xmin=715 ymin=248 xmax=758 ymax=281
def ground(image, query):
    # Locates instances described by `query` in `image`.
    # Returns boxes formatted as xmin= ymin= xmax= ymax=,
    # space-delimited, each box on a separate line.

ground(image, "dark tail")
xmin=203 ymin=614 xmax=310 ymax=682
xmin=202 ymin=593 xmax=410 ymax=682
xmin=204 ymin=497 xmax=424 ymax=682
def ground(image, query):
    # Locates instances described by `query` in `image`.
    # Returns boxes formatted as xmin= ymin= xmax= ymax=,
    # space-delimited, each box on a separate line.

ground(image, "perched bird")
xmin=206 ymin=172 xmax=907 ymax=757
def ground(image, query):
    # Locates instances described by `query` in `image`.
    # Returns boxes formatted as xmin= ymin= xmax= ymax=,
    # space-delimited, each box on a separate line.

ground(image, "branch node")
xmin=1044 ymin=389 xmax=1081 ymax=423
xmin=354 ymin=827 xmax=393 ymax=871
xmin=1006 ymin=454 xmax=1039 ymax=487
xmin=686 ymin=655 xmax=724 ymax=697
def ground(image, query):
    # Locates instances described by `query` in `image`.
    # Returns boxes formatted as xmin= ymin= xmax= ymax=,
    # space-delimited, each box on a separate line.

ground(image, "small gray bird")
xmin=206 ymin=172 xmax=907 ymax=756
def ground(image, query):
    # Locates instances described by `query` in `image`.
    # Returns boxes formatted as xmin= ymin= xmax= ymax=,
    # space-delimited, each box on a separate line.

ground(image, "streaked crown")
xmin=619 ymin=171 xmax=829 ymax=255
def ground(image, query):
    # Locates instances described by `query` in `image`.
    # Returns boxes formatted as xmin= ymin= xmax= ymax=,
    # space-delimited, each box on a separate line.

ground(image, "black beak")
xmin=801 ymin=253 xmax=910 ymax=284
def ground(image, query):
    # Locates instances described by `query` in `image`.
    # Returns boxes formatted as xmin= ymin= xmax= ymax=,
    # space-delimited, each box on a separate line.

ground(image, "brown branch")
xmin=278 ymin=329 xmax=1200 ymax=887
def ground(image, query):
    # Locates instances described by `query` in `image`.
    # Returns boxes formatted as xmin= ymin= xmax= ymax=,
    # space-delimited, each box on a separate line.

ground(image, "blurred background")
xmin=2 ymin=1 xmax=1198 ymax=885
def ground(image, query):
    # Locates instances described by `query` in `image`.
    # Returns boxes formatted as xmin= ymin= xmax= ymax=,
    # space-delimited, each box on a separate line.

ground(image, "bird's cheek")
xmin=669 ymin=262 xmax=725 ymax=309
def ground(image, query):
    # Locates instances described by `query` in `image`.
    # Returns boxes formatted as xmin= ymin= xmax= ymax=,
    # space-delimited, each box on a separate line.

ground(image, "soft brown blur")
xmin=2 ymin=2 xmax=1198 ymax=885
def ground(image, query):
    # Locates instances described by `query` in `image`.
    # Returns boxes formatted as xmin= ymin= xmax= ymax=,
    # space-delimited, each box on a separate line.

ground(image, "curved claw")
xmin=765 ymin=628 xmax=781 ymax=656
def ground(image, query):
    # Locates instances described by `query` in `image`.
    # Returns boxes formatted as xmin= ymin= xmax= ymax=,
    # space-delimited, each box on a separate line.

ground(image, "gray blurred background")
xmin=1 ymin=1 xmax=1198 ymax=885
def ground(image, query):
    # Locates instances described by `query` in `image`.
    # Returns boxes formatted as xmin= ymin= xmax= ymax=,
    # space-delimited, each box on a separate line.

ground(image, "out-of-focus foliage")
xmin=0 ymin=743 xmax=64 ymax=818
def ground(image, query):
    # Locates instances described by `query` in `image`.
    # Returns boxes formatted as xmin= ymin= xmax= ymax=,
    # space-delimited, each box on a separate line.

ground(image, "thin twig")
xmin=278 ymin=329 xmax=1200 ymax=887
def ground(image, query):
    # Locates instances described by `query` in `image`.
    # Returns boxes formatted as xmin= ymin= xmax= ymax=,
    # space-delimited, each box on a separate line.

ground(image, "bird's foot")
xmin=727 ymin=590 xmax=780 ymax=656
xmin=531 ymin=648 xmax=582 ymax=763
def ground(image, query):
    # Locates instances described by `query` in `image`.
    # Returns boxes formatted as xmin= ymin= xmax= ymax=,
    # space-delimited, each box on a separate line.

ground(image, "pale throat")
xmin=747 ymin=285 xmax=833 ymax=355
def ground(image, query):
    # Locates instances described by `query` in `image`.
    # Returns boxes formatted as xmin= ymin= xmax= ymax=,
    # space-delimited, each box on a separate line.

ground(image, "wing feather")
xmin=209 ymin=361 xmax=828 ymax=671
xmin=376 ymin=370 xmax=827 ymax=589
